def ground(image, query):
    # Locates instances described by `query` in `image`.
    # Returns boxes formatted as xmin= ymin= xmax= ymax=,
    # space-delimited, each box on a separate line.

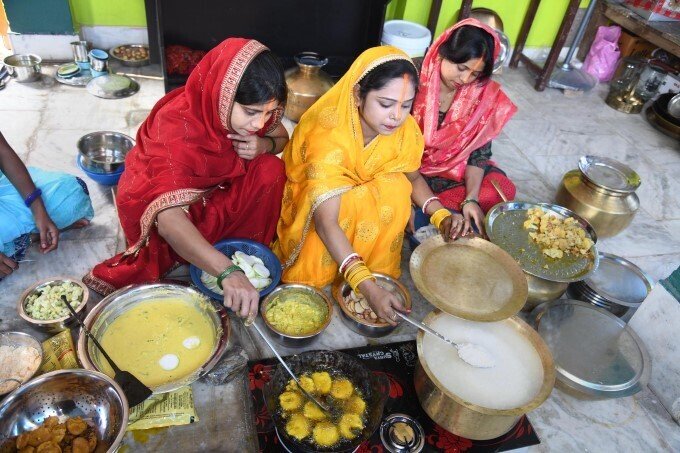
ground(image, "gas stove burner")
xmin=380 ymin=413 xmax=425 ymax=453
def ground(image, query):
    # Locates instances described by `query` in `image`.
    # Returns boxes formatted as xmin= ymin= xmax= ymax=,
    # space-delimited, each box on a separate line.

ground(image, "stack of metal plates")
xmin=567 ymin=252 xmax=653 ymax=322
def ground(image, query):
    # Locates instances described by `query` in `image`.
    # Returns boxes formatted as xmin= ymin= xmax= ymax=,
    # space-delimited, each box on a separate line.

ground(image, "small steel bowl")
xmin=0 ymin=332 xmax=43 ymax=396
xmin=260 ymin=284 xmax=333 ymax=347
xmin=3 ymin=54 xmax=41 ymax=83
xmin=77 ymin=131 xmax=134 ymax=174
xmin=0 ymin=369 xmax=128 ymax=452
xmin=18 ymin=277 xmax=90 ymax=334
xmin=109 ymin=44 xmax=150 ymax=67
xmin=332 ymin=273 xmax=411 ymax=338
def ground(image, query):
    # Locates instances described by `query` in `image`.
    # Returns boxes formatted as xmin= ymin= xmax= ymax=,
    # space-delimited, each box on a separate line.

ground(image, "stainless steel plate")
xmin=583 ymin=252 xmax=653 ymax=307
xmin=578 ymin=155 xmax=641 ymax=193
xmin=86 ymin=73 xmax=139 ymax=99
xmin=485 ymin=202 xmax=599 ymax=283
xmin=532 ymin=299 xmax=650 ymax=398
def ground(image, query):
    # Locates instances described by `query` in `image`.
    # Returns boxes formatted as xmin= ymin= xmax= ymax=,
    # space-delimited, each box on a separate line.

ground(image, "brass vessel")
xmin=555 ymin=157 xmax=640 ymax=238
xmin=524 ymin=274 xmax=568 ymax=312
xmin=284 ymin=52 xmax=334 ymax=122
xmin=414 ymin=311 xmax=555 ymax=440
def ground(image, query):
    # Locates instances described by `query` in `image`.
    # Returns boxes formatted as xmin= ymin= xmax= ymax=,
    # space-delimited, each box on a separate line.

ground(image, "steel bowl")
xmin=331 ymin=273 xmax=411 ymax=337
xmin=0 ymin=332 xmax=43 ymax=396
xmin=260 ymin=284 xmax=332 ymax=347
xmin=3 ymin=54 xmax=41 ymax=83
xmin=18 ymin=277 xmax=90 ymax=333
xmin=77 ymin=131 xmax=134 ymax=173
xmin=109 ymin=44 xmax=150 ymax=67
xmin=0 ymin=369 xmax=128 ymax=452
xmin=77 ymin=283 xmax=230 ymax=394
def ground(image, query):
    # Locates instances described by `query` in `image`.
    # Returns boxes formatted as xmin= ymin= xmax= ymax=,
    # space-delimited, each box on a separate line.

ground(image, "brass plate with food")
xmin=18 ymin=278 xmax=89 ymax=333
xmin=263 ymin=350 xmax=388 ymax=453
xmin=331 ymin=274 xmax=411 ymax=338
xmin=485 ymin=202 xmax=599 ymax=283
xmin=77 ymin=283 xmax=229 ymax=394
xmin=410 ymin=236 xmax=528 ymax=322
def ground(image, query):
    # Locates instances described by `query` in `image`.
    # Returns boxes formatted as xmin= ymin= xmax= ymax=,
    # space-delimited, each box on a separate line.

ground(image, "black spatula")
xmin=61 ymin=295 xmax=152 ymax=407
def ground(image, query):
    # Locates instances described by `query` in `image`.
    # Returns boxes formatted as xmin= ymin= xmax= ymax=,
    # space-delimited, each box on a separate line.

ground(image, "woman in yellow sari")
xmin=275 ymin=46 xmax=459 ymax=325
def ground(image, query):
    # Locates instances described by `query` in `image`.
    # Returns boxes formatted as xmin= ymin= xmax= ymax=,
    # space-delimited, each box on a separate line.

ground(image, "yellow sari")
xmin=274 ymin=46 xmax=424 ymax=287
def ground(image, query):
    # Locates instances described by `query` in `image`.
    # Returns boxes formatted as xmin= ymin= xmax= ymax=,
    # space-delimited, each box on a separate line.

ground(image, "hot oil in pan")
xmin=492 ymin=210 xmax=594 ymax=281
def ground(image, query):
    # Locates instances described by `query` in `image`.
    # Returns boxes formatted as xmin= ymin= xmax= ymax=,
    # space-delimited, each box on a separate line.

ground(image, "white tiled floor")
xmin=0 ymin=63 xmax=679 ymax=451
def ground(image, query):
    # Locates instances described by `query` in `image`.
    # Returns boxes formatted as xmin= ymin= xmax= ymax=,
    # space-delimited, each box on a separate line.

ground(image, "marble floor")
xmin=0 ymin=64 xmax=678 ymax=452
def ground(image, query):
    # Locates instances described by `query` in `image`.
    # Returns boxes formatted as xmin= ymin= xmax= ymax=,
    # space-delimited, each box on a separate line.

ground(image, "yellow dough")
xmin=285 ymin=413 xmax=311 ymax=440
xmin=313 ymin=422 xmax=340 ymax=447
xmin=98 ymin=298 xmax=216 ymax=388
xmin=311 ymin=372 xmax=332 ymax=395
xmin=330 ymin=379 xmax=354 ymax=400
xmin=339 ymin=413 xmax=364 ymax=439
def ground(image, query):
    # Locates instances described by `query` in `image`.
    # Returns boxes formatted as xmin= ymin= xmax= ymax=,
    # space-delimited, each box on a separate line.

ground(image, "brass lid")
xmin=409 ymin=236 xmax=527 ymax=321
xmin=578 ymin=156 xmax=641 ymax=194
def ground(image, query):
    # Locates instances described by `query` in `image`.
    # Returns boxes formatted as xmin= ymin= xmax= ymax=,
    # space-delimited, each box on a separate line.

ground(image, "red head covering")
xmin=413 ymin=18 xmax=517 ymax=181
xmin=116 ymin=38 xmax=281 ymax=253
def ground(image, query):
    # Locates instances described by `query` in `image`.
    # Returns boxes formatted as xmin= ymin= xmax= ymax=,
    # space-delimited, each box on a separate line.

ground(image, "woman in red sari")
xmin=413 ymin=19 xmax=517 ymax=237
xmin=84 ymin=38 xmax=288 ymax=320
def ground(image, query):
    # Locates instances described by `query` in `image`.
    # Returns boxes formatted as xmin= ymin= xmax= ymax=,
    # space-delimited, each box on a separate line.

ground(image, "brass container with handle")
xmin=284 ymin=52 xmax=334 ymax=122
xmin=555 ymin=156 xmax=640 ymax=238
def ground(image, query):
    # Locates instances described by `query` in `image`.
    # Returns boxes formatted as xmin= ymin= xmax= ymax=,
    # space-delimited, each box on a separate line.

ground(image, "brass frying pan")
xmin=410 ymin=235 xmax=528 ymax=322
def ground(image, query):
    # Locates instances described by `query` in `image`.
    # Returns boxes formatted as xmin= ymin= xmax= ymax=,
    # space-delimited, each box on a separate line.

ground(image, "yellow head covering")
xmin=275 ymin=46 xmax=424 ymax=276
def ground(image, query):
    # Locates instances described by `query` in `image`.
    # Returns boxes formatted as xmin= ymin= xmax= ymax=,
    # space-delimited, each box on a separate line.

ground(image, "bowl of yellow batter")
xmin=76 ymin=283 xmax=230 ymax=394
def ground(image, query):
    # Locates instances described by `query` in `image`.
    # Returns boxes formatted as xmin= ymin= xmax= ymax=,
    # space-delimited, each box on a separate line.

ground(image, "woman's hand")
xmin=439 ymin=212 xmax=466 ymax=241
xmin=462 ymin=201 xmax=486 ymax=238
xmin=0 ymin=252 xmax=17 ymax=277
xmin=228 ymin=134 xmax=269 ymax=160
xmin=222 ymin=271 xmax=260 ymax=322
xmin=359 ymin=280 xmax=408 ymax=326
xmin=33 ymin=208 xmax=59 ymax=253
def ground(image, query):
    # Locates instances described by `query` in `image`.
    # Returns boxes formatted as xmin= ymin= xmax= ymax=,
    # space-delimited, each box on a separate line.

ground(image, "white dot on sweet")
xmin=183 ymin=336 xmax=201 ymax=349
xmin=159 ymin=354 xmax=180 ymax=371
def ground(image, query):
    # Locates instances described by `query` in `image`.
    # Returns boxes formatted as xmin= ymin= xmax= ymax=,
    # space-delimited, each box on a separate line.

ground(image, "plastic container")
xmin=76 ymin=154 xmax=124 ymax=186
xmin=382 ymin=20 xmax=432 ymax=57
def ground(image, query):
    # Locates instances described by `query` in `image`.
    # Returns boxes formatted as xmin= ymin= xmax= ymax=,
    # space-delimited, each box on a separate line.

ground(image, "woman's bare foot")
xmin=68 ymin=218 xmax=90 ymax=230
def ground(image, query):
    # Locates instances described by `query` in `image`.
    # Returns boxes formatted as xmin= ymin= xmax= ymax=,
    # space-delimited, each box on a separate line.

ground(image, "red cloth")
xmin=437 ymin=172 xmax=516 ymax=214
xmin=413 ymin=19 xmax=518 ymax=182
xmin=84 ymin=38 xmax=285 ymax=295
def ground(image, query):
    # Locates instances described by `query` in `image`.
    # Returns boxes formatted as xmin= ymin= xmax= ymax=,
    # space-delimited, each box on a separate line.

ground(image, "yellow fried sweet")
xmin=313 ymin=422 xmax=340 ymax=447
xmin=339 ymin=413 xmax=364 ymax=439
xmin=279 ymin=391 xmax=303 ymax=412
xmin=330 ymin=379 xmax=354 ymax=400
xmin=344 ymin=395 xmax=366 ymax=415
xmin=298 ymin=376 xmax=316 ymax=395
xmin=302 ymin=401 xmax=326 ymax=421
xmin=65 ymin=418 xmax=87 ymax=436
xmin=36 ymin=441 xmax=61 ymax=453
xmin=285 ymin=413 xmax=311 ymax=441
xmin=311 ymin=372 xmax=332 ymax=395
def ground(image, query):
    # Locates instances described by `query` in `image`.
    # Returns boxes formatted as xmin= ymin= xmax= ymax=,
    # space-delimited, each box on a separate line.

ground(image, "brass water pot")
xmin=524 ymin=273 xmax=568 ymax=312
xmin=414 ymin=311 xmax=555 ymax=440
xmin=284 ymin=52 xmax=334 ymax=122
xmin=556 ymin=169 xmax=640 ymax=238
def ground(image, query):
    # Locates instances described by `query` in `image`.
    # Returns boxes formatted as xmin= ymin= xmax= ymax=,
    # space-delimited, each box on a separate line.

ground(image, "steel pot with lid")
xmin=284 ymin=52 xmax=334 ymax=122
xmin=556 ymin=156 xmax=640 ymax=238
xmin=409 ymin=236 xmax=555 ymax=440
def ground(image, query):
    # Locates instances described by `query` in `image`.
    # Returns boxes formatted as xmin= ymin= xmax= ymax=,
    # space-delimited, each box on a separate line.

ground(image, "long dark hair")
xmin=235 ymin=50 xmax=287 ymax=105
xmin=439 ymin=25 xmax=495 ymax=80
xmin=357 ymin=59 xmax=419 ymax=100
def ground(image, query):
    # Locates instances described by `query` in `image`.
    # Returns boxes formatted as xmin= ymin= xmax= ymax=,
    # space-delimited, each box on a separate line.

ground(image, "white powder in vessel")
xmin=422 ymin=313 xmax=544 ymax=410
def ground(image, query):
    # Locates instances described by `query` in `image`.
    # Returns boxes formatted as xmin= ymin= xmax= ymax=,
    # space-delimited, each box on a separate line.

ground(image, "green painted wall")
xmin=386 ymin=0 xmax=590 ymax=46
xmin=5 ymin=0 xmax=74 ymax=34
xmin=68 ymin=0 xmax=146 ymax=28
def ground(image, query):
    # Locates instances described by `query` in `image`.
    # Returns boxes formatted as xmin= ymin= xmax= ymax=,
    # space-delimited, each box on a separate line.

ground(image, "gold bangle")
xmin=430 ymin=208 xmax=452 ymax=230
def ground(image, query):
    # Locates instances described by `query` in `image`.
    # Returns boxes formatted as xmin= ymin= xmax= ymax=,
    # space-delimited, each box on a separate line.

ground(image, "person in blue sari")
xmin=0 ymin=132 xmax=94 ymax=279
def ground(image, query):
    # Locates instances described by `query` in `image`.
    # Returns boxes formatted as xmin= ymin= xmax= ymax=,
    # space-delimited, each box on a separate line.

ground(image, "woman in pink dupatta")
xmin=412 ymin=19 xmax=517 ymax=237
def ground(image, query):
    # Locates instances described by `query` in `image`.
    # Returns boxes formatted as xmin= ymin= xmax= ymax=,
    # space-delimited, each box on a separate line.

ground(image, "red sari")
xmin=84 ymin=38 xmax=285 ymax=296
xmin=413 ymin=19 xmax=518 ymax=212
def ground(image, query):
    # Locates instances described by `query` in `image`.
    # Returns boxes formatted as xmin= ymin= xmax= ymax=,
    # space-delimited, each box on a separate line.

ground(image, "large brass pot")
xmin=284 ymin=52 xmax=334 ymax=122
xmin=555 ymin=169 xmax=640 ymax=238
xmin=524 ymin=273 xmax=568 ymax=312
xmin=415 ymin=311 xmax=555 ymax=440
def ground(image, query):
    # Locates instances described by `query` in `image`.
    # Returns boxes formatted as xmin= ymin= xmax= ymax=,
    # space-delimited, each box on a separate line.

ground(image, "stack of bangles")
xmin=429 ymin=208 xmax=452 ymax=230
xmin=339 ymin=253 xmax=376 ymax=293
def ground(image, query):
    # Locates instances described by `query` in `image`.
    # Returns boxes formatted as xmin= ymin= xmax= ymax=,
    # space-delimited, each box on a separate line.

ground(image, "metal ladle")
xmin=243 ymin=318 xmax=332 ymax=414
xmin=395 ymin=312 xmax=495 ymax=368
